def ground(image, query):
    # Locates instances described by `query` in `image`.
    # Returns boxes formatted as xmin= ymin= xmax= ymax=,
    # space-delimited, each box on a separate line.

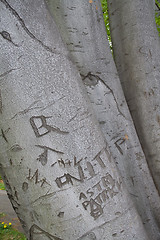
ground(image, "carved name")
xmin=79 ymin=173 xmax=122 ymax=220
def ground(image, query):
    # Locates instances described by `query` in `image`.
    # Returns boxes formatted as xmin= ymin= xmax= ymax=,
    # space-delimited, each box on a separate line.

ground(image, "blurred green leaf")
xmin=155 ymin=0 xmax=160 ymax=36
xmin=0 ymin=176 xmax=5 ymax=190
xmin=101 ymin=0 xmax=112 ymax=50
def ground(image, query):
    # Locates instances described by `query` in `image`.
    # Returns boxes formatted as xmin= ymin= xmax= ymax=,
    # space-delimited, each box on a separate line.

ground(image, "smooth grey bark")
xmin=45 ymin=0 xmax=160 ymax=239
xmin=108 ymin=0 xmax=160 ymax=196
xmin=0 ymin=0 xmax=150 ymax=239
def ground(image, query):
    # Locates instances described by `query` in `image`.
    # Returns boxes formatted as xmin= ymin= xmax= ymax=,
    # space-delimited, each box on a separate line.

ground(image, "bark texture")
xmin=108 ymin=0 xmax=160 ymax=195
xmin=46 ymin=0 xmax=160 ymax=239
xmin=0 ymin=0 xmax=151 ymax=239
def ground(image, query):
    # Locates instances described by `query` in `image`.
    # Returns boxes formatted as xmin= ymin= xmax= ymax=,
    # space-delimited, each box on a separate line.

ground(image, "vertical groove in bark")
xmin=108 ymin=0 xmax=160 ymax=196
xmin=45 ymin=0 xmax=160 ymax=239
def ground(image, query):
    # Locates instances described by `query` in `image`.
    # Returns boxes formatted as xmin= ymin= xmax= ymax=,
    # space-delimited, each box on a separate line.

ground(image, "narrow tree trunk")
xmin=45 ymin=0 xmax=160 ymax=238
xmin=0 ymin=0 xmax=150 ymax=239
xmin=108 ymin=0 xmax=160 ymax=197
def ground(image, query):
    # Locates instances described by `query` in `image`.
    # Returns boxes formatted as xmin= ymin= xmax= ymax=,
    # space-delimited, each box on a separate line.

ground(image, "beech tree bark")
xmin=46 ymin=0 xmax=160 ymax=238
xmin=0 ymin=0 xmax=160 ymax=239
xmin=108 ymin=0 xmax=160 ymax=194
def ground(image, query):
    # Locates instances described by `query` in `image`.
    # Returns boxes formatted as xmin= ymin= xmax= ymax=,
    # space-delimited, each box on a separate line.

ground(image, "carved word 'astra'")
xmin=79 ymin=173 xmax=122 ymax=220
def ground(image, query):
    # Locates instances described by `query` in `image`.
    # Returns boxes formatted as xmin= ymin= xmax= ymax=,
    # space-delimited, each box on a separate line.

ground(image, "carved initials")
xmin=30 ymin=115 xmax=69 ymax=137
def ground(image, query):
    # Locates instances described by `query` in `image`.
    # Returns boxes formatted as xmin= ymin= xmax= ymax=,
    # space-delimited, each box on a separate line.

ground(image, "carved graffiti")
xmin=82 ymin=198 xmax=103 ymax=220
xmin=28 ymin=110 xmax=119 ymax=222
xmin=54 ymin=147 xmax=112 ymax=189
xmin=30 ymin=115 xmax=69 ymax=137
xmin=51 ymin=158 xmax=72 ymax=168
xmin=22 ymin=182 xmax=28 ymax=192
xmin=55 ymin=173 xmax=83 ymax=188
xmin=79 ymin=173 xmax=122 ymax=220
xmin=35 ymin=145 xmax=64 ymax=166
xmin=114 ymin=138 xmax=126 ymax=155
xmin=93 ymin=149 xmax=106 ymax=168
xmin=58 ymin=158 xmax=66 ymax=167
xmin=27 ymin=169 xmax=51 ymax=187
xmin=86 ymin=161 xmax=96 ymax=177
xmin=52 ymin=146 xmax=123 ymax=220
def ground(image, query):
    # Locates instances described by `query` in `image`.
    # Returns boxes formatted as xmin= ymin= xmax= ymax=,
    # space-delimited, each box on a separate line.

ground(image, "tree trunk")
xmin=0 ymin=0 xmax=158 ymax=239
xmin=45 ymin=0 xmax=160 ymax=238
xmin=108 ymin=0 xmax=160 ymax=195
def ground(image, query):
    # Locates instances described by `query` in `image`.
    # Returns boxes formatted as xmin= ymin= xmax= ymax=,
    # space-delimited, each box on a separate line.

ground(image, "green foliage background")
xmin=101 ymin=0 xmax=112 ymax=48
xmin=0 ymin=175 xmax=5 ymax=190
xmin=155 ymin=0 xmax=160 ymax=35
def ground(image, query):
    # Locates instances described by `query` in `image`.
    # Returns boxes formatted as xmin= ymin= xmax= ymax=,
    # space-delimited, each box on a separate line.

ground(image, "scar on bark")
xmin=0 ymin=171 xmax=21 ymax=214
xmin=0 ymin=90 xmax=2 ymax=113
xmin=1 ymin=0 xmax=59 ymax=55
xmin=77 ymin=231 xmax=97 ymax=240
xmin=80 ymin=72 xmax=127 ymax=119
xmin=157 ymin=115 xmax=160 ymax=126
xmin=0 ymin=128 xmax=10 ymax=142
xmin=30 ymin=224 xmax=63 ymax=240
xmin=0 ymin=69 xmax=17 ymax=78
xmin=11 ymin=100 xmax=40 ymax=119
xmin=1 ymin=129 xmax=8 ymax=142
xmin=0 ymin=31 xmax=18 ymax=46
xmin=67 ymin=112 xmax=79 ymax=123
xmin=31 ymin=192 xmax=55 ymax=205
xmin=10 ymin=144 xmax=23 ymax=152
xmin=139 ymin=46 xmax=152 ymax=58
